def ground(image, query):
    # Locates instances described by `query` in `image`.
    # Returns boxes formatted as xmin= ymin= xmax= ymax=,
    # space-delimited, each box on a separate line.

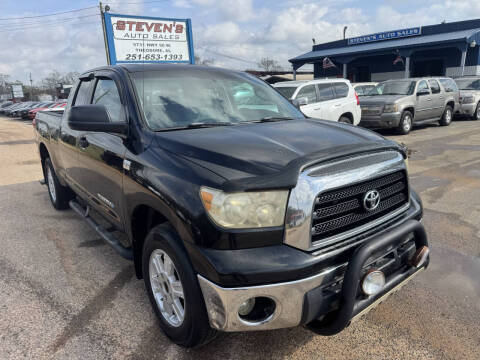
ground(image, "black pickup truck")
xmin=34 ymin=64 xmax=429 ymax=347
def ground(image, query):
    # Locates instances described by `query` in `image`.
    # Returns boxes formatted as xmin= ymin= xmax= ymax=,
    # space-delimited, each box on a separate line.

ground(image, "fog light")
xmin=238 ymin=298 xmax=256 ymax=316
xmin=361 ymin=270 xmax=385 ymax=296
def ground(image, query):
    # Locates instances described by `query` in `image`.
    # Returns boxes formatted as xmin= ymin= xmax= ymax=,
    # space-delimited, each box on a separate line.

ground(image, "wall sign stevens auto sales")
xmin=102 ymin=12 xmax=194 ymax=64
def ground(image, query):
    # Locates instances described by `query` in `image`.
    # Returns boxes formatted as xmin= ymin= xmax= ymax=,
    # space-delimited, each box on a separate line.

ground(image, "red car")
xmin=28 ymin=102 xmax=66 ymax=120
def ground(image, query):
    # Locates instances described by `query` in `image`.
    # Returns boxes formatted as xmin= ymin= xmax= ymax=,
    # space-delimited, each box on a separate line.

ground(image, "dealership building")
xmin=289 ymin=19 xmax=480 ymax=82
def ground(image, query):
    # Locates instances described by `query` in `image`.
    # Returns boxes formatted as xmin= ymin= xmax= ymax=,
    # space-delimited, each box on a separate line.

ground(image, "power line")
xmin=201 ymin=48 xmax=258 ymax=65
xmin=0 ymin=13 xmax=98 ymax=28
xmin=0 ymin=5 xmax=98 ymax=21
xmin=0 ymin=16 xmax=100 ymax=33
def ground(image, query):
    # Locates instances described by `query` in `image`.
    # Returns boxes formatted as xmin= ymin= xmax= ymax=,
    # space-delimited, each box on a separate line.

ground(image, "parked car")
xmin=0 ymin=102 xmax=17 ymax=114
xmin=0 ymin=101 xmax=13 ymax=109
xmin=34 ymin=64 xmax=428 ymax=348
xmin=29 ymin=101 xmax=66 ymax=120
xmin=359 ymin=77 xmax=459 ymax=134
xmin=273 ymin=79 xmax=361 ymax=125
xmin=4 ymin=102 xmax=27 ymax=116
xmin=453 ymin=77 xmax=480 ymax=120
xmin=353 ymin=82 xmax=378 ymax=96
xmin=20 ymin=101 xmax=52 ymax=119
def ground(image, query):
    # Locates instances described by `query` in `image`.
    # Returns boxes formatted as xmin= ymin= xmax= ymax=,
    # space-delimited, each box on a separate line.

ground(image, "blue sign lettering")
xmin=348 ymin=27 xmax=421 ymax=45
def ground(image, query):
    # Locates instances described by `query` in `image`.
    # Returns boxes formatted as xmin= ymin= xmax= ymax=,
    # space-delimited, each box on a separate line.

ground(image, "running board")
xmin=69 ymin=200 xmax=133 ymax=261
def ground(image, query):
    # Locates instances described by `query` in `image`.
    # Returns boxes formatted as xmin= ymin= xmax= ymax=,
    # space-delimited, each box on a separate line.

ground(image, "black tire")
xmin=396 ymin=110 xmax=413 ymax=135
xmin=44 ymin=158 xmax=73 ymax=210
xmin=472 ymin=102 xmax=480 ymax=120
xmin=142 ymin=223 xmax=216 ymax=348
xmin=439 ymin=105 xmax=453 ymax=126
xmin=338 ymin=116 xmax=352 ymax=124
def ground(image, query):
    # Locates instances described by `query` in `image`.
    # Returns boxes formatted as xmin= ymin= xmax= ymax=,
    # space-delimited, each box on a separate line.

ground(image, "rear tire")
xmin=396 ymin=111 xmax=413 ymax=135
xmin=439 ymin=105 xmax=453 ymax=126
xmin=338 ymin=116 xmax=352 ymax=124
xmin=44 ymin=158 xmax=73 ymax=210
xmin=142 ymin=223 xmax=216 ymax=348
xmin=472 ymin=103 xmax=480 ymax=120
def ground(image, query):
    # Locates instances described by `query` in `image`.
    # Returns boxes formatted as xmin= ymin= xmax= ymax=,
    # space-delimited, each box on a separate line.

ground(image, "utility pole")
xmin=29 ymin=73 xmax=33 ymax=100
xmin=100 ymin=2 xmax=111 ymax=65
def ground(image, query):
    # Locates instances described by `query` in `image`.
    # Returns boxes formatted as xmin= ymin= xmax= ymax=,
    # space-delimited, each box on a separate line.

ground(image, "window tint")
xmin=417 ymin=80 xmax=429 ymax=93
xmin=296 ymin=85 xmax=317 ymax=103
xmin=92 ymin=78 xmax=125 ymax=122
xmin=317 ymin=83 xmax=335 ymax=101
xmin=275 ymin=86 xmax=297 ymax=99
xmin=73 ymin=80 xmax=92 ymax=106
xmin=441 ymin=79 xmax=458 ymax=92
xmin=333 ymin=82 xmax=349 ymax=98
xmin=428 ymin=80 xmax=441 ymax=94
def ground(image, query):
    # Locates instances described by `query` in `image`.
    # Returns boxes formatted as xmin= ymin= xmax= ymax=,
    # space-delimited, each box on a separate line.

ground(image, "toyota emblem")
xmin=363 ymin=189 xmax=380 ymax=211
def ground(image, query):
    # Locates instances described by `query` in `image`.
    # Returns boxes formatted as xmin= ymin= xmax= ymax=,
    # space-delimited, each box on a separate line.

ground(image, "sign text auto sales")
xmin=104 ymin=14 xmax=193 ymax=63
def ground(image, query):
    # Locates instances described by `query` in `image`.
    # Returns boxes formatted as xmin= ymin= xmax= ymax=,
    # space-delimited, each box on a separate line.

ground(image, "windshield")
xmin=455 ymin=79 xmax=480 ymax=90
xmin=369 ymin=81 xmax=416 ymax=96
xmin=275 ymin=86 xmax=297 ymax=99
xmin=131 ymin=69 xmax=303 ymax=131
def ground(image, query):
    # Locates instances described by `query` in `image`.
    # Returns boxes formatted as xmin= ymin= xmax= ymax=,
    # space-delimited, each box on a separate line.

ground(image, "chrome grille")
xmin=311 ymin=171 xmax=408 ymax=245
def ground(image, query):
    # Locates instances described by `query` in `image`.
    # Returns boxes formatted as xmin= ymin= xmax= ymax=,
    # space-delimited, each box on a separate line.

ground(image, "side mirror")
xmin=416 ymin=89 xmax=430 ymax=96
xmin=292 ymin=97 xmax=308 ymax=107
xmin=68 ymin=104 xmax=127 ymax=133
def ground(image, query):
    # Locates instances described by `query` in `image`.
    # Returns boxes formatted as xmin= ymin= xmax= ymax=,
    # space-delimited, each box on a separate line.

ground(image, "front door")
xmin=75 ymin=72 xmax=128 ymax=229
xmin=314 ymin=83 xmax=336 ymax=121
xmin=415 ymin=80 xmax=433 ymax=121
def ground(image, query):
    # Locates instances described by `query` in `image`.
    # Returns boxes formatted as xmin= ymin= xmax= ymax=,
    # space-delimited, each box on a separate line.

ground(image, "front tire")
xmin=396 ymin=111 xmax=413 ymax=135
xmin=44 ymin=158 xmax=73 ymax=210
xmin=439 ymin=105 xmax=453 ymax=126
xmin=338 ymin=116 xmax=352 ymax=124
xmin=472 ymin=102 xmax=480 ymax=120
xmin=142 ymin=223 xmax=216 ymax=348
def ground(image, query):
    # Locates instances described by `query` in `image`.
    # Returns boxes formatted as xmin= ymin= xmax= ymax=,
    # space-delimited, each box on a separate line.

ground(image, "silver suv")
xmin=359 ymin=78 xmax=459 ymax=134
xmin=454 ymin=77 xmax=480 ymax=120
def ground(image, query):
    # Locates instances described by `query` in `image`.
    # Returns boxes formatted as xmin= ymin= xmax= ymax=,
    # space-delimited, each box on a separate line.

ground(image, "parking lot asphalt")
xmin=0 ymin=115 xmax=479 ymax=360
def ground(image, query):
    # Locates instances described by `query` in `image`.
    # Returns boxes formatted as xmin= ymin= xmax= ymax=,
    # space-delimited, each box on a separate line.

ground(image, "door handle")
xmin=426 ymin=98 xmax=432 ymax=101
xmin=78 ymin=136 xmax=89 ymax=149
xmin=334 ymin=104 xmax=342 ymax=107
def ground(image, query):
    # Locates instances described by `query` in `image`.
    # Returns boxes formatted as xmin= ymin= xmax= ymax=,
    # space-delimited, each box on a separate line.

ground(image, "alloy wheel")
xmin=149 ymin=249 xmax=185 ymax=327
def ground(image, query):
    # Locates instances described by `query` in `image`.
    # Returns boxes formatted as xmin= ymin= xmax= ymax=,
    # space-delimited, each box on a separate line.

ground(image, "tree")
xmin=258 ymin=57 xmax=283 ymax=72
xmin=194 ymin=55 xmax=214 ymax=66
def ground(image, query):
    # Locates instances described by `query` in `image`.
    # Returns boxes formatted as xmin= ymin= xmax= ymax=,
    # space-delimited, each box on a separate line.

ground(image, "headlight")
xmin=383 ymin=104 xmax=398 ymax=113
xmin=461 ymin=95 xmax=475 ymax=104
xmin=200 ymin=187 xmax=289 ymax=228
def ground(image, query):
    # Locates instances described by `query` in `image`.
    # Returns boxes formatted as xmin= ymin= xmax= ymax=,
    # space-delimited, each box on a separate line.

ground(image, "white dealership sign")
xmin=11 ymin=84 xmax=24 ymax=98
xmin=103 ymin=13 xmax=194 ymax=64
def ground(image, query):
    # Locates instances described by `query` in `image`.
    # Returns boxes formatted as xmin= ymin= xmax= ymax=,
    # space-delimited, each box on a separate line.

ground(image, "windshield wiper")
xmin=251 ymin=116 xmax=295 ymax=123
xmin=185 ymin=122 xmax=233 ymax=128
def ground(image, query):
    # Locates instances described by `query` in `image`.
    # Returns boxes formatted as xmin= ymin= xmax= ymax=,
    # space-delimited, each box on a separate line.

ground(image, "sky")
xmin=0 ymin=0 xmax=479 ymax=85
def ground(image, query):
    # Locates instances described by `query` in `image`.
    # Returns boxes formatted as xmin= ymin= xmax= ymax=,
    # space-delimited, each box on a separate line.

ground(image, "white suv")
xmin=273 ymin=79 xmax=361 ymax=125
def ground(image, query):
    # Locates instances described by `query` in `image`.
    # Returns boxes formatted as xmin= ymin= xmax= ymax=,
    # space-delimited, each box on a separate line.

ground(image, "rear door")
xmin=59 ymin=76 xmax=94 ymax=190
xmin=428 ymin=79 xmax=443 ymax=118
xmin=332 ymin=82 xmax=351 ymax=121
xmin=415 ymin=80 xmax=433 ymax=121
xmin=314 ymin=83 xmax=336 ymax=121
xmin=296 ymin=84 xmax=319 ymax=118
xmin=75 ymin=71 xmax=128 ymax=229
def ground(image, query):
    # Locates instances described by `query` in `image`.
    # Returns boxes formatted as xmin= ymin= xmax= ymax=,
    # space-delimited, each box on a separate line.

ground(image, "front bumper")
xmin=198 ymin=218 xmax=428 ymax=333
xmin=455 ymin=103 xmax=476 ymax=116
xmin=360 ymin=112 xmax=402 ymax=129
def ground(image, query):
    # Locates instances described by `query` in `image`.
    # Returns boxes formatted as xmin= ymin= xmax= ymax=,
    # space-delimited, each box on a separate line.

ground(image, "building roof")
xmin=290 ymin=29 xmax=480 ymax=64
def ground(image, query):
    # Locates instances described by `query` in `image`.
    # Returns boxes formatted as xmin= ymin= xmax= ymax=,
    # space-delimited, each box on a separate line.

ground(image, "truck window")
xmin=428 ymin=80 xmax=441 ymax=94
xmin=74 ymin=80 xmax=92 ymax=106
xmin=296 ymin=85 xmax=317 ymax=103
xmin=417 ymin=80 xmax=430 ymax=93
xmin=333 ymin=83 xmax=349 ymax=98
xmin=92 ymin=79 xmax=125 ymax=122
xmin=440 ymin=79 xmax=458 ymax=92
xmin=317 ymin=84 xmax=335 ymax=101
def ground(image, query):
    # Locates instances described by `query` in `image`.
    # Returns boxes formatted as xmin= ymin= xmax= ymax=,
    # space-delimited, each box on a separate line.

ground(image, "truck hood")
xmin=154 ymin=119 xmax=403 ymax=191
xmin=360 ymin=95 xmax=407 ymax=105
